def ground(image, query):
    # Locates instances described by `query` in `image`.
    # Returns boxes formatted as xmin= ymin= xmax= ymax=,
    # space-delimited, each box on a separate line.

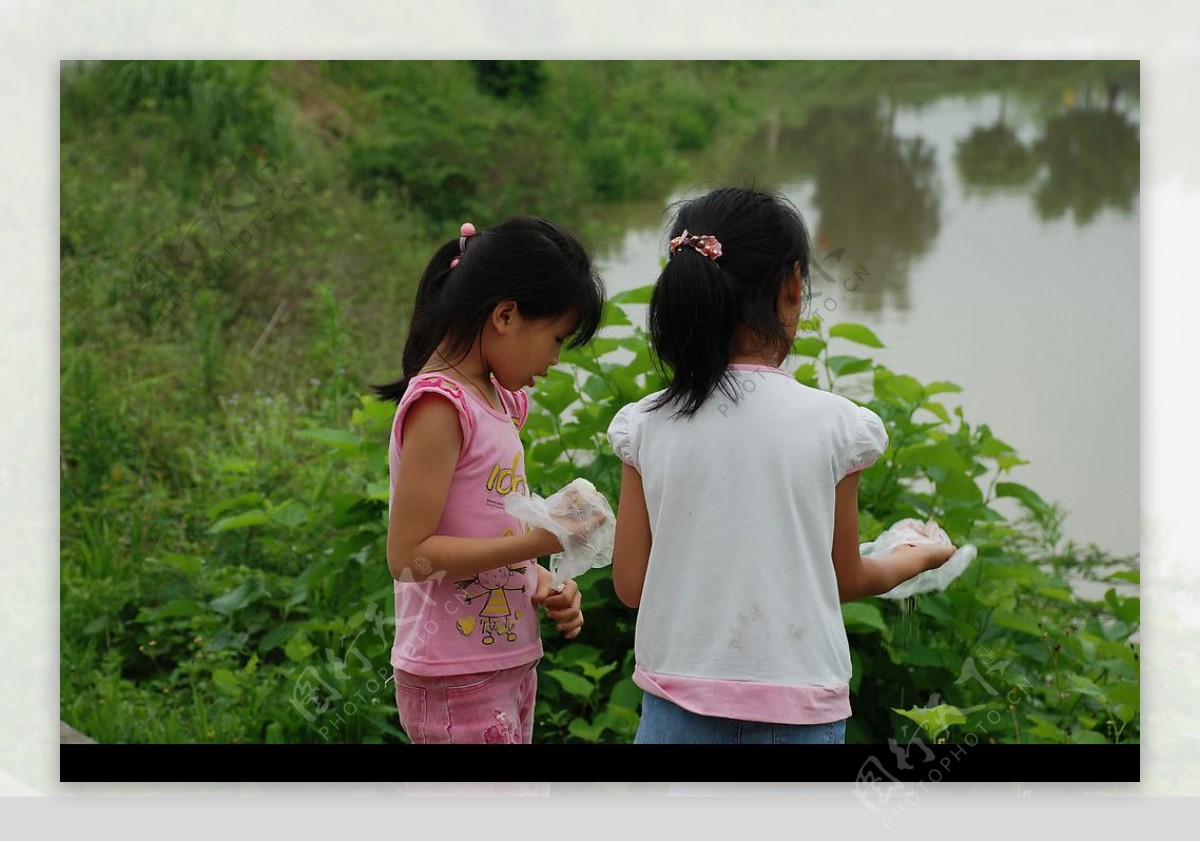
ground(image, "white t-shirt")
xmin=606 ymin=363 xmax=888 ymax=724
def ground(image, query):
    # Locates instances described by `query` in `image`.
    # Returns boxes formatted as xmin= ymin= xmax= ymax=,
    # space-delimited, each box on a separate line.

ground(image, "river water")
xmin=593 ymin=83 xmax=1139 ymax=560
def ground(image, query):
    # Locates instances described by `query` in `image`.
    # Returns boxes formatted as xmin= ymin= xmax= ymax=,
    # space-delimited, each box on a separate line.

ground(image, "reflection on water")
xmin=956 ymin=91 xmax=1140 ymax=225
xmin=740 ymin=104 xmax=943 ymax=315
xmin=595 ymin=73 xmax=1139 ymax=558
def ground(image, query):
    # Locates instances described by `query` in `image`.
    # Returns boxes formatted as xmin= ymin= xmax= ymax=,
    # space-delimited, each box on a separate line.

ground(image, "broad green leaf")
xmin=206 ymin=491 xmax=266 ymax=519
xmin=878 ymin=372 xmax=924 ymax=404
xmin=1107 ymin=570 xmax=1140 ymax=585
xmin=600 ymin=304 xmax=632 ymax=327
xmin=269 ymin=499 xmax=309 ymax=529
xmin=1024 ymin=713 xmax=1069 ymax=743
xmin=829 ymin=322 xmax=884 ymax=348
xmin=142 ymin=599 xmax=204 ymax=620
xmin=579 ymin=661 xmax=618 ymax=681
xmin=610 ymin=677 xmax=642 ymax=710
xmin=925 ymin=380 xmax=962 ymax=395
xmin=1105 ymin=590 xmax=1140 ymax=625
xmin=609 ymin=285 xmax=653 ymax=305
xmin=553 ymin=643 xmax=603 ymax=664
xmin=994 ymin=454 xmax=1030 ymax=471
xmin=208 ymin=510 xmax=269 ymax=533
xmin=889 ymin=643 xmax=947 ymax=668
xmin=827 ymin=355 xmax=873 ymax=378
xmin=1107 ymin=681 xmax=1140 ymax=723
xmin=545 ymin=669 xmax=595 ymax=698
xmin=597 ymin=704 xmax=641 ymax=736
xmin=991 ymin=609 xmax=1043 ymax=638
xmin=842 ymin=601 xmax=886 ymax=634
xmin=1070 ymin=674 xmax=1105 ymax=698
xmin=1036 ymin=586 xmax=1076 ymax=604
xmin=892 ymin=704 xmax=966 ymax=739
xmin=978 ymin=433 xmax=1018 ymax=457
xmin=530 ymin=369 xmax=577 ymax=415
xmin=209 ymin=580 xmax=266 ymax=616
xmin=896 ymin=441 xmax=972 ymax=472
xmin=211 ymin=668 xmax=239 ymax=689
xmin=921 ymin=401 xmax=952 ymax=425
xmin=258 ymin=623 xmax=299 ymax=653
xmin=568 ymin=716 xmax=607 ymax=741
xmin=582 ymin=374 xmax=611 ymax=401
xmin=935 ymin=470 xmax=983 ymax=504
xmin=582 ymin=337 xmax=626 ymax=357
xmin=791 ymin=336 xmax=826 ymax=357
xmin=794 ymin=363 xmax=819 ymax=388
xmin=995 ymin=482 xmax=1053 ymax=518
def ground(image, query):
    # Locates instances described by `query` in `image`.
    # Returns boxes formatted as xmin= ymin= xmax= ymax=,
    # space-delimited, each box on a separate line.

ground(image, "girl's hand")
xmin=532 ymin=566 xmax=584 ymax=639
xmin=895 ymin=542 xmax=956 ymax=570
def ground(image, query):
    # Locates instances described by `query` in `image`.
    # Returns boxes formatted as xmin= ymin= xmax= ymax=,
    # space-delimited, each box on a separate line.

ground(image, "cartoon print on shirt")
xmin=455 ymin=564 xmax=527 ymax=645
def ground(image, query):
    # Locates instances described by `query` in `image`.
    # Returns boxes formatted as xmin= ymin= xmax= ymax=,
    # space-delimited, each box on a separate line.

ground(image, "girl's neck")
xmin=728 ymin=353 xmax=784 ymax=368
xmin=423 ymin=345 xmax=501 ymax=407
xmin=729 ymin=325 xmax=789 ymax=369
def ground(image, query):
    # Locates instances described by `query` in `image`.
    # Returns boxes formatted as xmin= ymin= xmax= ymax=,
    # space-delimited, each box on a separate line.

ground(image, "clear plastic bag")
xmin=859 ymin=517 xmax=977 ymax=600
xmin=504 ymin=478 xmax=615 ymax=588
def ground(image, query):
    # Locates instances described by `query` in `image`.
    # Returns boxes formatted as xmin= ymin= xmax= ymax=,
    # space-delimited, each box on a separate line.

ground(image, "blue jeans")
xmin=634 ymin=691 xmax=846 ymax=744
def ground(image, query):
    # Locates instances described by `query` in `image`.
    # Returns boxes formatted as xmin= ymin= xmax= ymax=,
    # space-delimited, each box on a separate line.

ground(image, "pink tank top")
xmin=388 ymin=373 xmax=542 ymax=676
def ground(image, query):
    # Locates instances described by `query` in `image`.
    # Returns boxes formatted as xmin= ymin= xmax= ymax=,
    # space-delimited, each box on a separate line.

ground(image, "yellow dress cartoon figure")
xmin=456 ymin=565 xmax=527 ymax=645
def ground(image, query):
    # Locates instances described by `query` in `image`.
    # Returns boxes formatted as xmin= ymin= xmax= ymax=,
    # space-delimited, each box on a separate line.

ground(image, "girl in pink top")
xmin=373 ymin=216 xmax=606 ymax=744
xmin=607 ymin=188 xmax=955 ymax=744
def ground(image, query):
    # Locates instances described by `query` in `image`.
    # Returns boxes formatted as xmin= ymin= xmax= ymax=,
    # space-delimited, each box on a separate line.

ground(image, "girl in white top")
xmin=607 ymin=187 xmax=955 ymax=744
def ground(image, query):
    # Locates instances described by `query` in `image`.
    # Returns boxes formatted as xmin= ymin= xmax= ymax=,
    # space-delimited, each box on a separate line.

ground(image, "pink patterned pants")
xmin=393 ymin=661 xmax=538 ymax=744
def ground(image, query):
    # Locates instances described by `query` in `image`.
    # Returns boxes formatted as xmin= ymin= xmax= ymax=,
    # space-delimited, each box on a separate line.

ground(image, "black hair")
xmin=373 ymin=215 xmax=605 ymax=403
xmin=649 ymin=187 xmax=812 ymax=418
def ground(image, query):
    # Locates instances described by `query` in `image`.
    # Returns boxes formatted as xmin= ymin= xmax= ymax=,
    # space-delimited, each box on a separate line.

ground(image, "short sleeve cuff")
xmin=606 ymin=403 xmax=641 ymax=470
xmin=394 ymin=375 xmax=475 ymax=455
xmin=843 ymin=406 xmax=888 ymax=476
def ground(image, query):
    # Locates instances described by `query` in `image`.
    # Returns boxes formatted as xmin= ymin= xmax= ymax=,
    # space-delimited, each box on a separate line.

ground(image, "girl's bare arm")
xmin=612 ymin=463 xmax=653 ymax=607
xmin=386 ymin=395 xmax=560 ymax=582
xmin=831 ymin=472 xmax=954 ymax=602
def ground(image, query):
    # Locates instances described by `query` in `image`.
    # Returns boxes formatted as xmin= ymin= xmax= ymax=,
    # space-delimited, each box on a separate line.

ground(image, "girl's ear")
xmin=491 ymin=300 xmax=519 ymax=334
xmin=780 ymin=263 xmax=803 ymax=307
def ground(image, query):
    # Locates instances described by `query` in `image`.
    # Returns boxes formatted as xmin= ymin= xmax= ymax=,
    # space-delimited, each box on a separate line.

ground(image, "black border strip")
xmin=61 ymin=744 xmax=1138 ymax=783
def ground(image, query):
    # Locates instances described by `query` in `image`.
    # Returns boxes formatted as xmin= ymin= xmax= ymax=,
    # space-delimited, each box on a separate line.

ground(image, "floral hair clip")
xmin=668 ymin=229 xmax=722 ymax=261
xmin=449 ymin=222 xmax=477 ymax=269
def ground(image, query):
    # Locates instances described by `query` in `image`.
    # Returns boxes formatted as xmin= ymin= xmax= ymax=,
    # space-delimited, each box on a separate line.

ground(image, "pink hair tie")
xmin=668 ymin=229 xmax=722 ymax=261
xmin=449 ymin=221 xmax=477 ymax=269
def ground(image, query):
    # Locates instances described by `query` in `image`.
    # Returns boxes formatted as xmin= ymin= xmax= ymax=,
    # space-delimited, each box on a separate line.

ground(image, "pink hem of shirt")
xmin=633 ymin=665 xmax=851 ymax=725
xmin=392 ymin=645 xmax=544 ymax=677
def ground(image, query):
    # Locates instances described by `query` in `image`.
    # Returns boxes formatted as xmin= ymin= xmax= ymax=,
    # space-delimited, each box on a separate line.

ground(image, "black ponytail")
xmin=373 ymin=216 xmax=605 ymax=404
xmin=649 ymin=187 xmax=812 ymax=418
